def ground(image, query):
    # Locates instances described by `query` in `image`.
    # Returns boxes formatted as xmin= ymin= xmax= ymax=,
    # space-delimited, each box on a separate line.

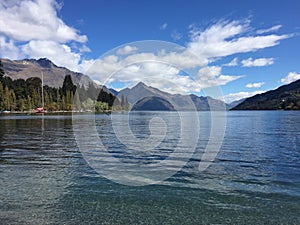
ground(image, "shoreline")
xmin=0 ymin=110 xmax=112 ymax=115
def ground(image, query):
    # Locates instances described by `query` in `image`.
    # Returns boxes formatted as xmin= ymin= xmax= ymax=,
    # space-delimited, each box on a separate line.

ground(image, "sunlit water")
xmin=0 ymin=111 xmax=300 ymax=224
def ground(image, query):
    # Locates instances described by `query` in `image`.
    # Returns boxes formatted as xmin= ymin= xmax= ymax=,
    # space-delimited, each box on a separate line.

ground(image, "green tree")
xmin=26 ymin=95 xmax=33 ymax=111
xmin=0 ymin=60 xmax=4 ymax=79
xmin=74 ymin=90 xmax=81 ymax=111
xmin=95 ymin=101 xmax=109 ymax=112
xmin=82 ymin=98 xmax=94 ymax=111
xmin=0 ymin=82 xmax=4 ymax=110
xmin=62 ymin=75 xmax=76 ymax=95
xmin=97 ymin=89 xmax=116 ymax=107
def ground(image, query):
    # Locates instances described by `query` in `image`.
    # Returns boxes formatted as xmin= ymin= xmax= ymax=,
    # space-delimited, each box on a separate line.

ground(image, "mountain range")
xmin=1 ymin=58 xmax=93 ymax=88
xmin=117 ymin=82 xmax=227 ymax=111
xmin=2 ymin=58 xmax=299 ymax=111
xmin=1 ymin=58 xmax=228 ymax=111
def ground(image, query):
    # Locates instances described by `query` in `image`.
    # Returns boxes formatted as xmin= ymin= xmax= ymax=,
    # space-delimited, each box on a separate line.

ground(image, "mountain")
xmin=109 ymin=88 xmax=119 ymax=96
xmin=227 ymin=98 xmax=246 ymax=109
xmin=1 ymin=58 xmax=93 ymax=88
xmin=118 ymin=82 xmax=227 ymax=111
xmin=232 ymin=79 xmax=300 ymax=110
xmin=132 ymin=96 xmax=175 ymax=111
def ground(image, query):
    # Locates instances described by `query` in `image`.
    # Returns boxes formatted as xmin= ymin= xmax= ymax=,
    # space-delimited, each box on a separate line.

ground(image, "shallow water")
xmin=1 ymin=111 xmax=300 ymax=224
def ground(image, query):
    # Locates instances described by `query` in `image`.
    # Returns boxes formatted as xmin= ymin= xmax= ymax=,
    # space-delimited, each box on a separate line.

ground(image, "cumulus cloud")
xmin=84 ymin=48 xmax=208 ymax=81
xmin=241 ymin=57 xmax=274 ymax=67
xmin=21 ymin=40 xmax=82 ymax=71
xmin=224 ymin=90 xmax=265 ymax=103
xmin=0 ymin=0 xmax=87 ymax=72
xmin=0 ymin=35 xmax=23 ymax=59
xmin=82 ymin=52 xmax=201 ymax=92
xmin=0 ymin=1 xmax=293 ymax=95
xmin=84 ymin=54 xmax=243 ymax=94
xmin=196 ymin=66 xmax=243 ymax=88
xmin=160 ymin=23 xmax=168 ymax=30
xmin=187 ymin=20 xmax=290 ymax=60
xmin=257 ymin=25 xmax=282 ymax=34
xmin=280 ymin=72 xmax=300 ymax=84
xmin=79 ymin=45 xmax=91 ymax=53
xmin=116 ymin=45 xmax=138 ymax=55
xmin=246 ymin=82 xmax=265 ymax=88
xmin=0 ymin=0 xmax=87 ymax=43
xmin=223 ymin=57 xmax=238 ymax=66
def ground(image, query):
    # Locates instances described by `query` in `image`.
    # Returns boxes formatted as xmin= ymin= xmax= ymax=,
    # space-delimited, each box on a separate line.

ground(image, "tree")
xmin=26 ymin=77 xmax=42 ymax=99
xmin=73 ymin=90 xmax=81 ymax=111
xmin=97 ymin=88 xmax=116 ymax=107
xmin=82 ymin=98 xmax=94 ymax=111
xmin=62 ymin=74 xmax=76 ymax=95
xmin=121 ymin=95 xmax=125 ymax=108
xmin=26 ymin=95 xmax=32 ymax=111
xmin=0 ymin=81 xmax=4 ymax=110
xmin=0 ymin=60 xmax=4 ymax=79
xmin=95 ymin=101 xmax=109 ymax=112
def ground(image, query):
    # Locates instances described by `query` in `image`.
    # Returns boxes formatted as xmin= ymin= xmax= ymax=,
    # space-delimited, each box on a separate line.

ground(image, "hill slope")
xmin=232 ymin=79 xmax=300 ymax=110
xmin=132 ymin=96 xmax=175 ymax=111
xmin=1 ymin=58 xmax=93 ymax=88
xmin=118 ymin=82 xmax=227 ymax=111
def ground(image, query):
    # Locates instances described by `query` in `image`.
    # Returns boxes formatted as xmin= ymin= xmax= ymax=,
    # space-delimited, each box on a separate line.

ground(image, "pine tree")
xmin=74 ymin=90 xmax=81 ymax=111
xmin=62 ymin=75 xmax=76 ymax=95
xmin=26 ymin=95 xmax=32 ymax=111
xmin=3 ymin=86 xmax=10 ymax=110
xmin=0 ymin=82 xmax=4 ymax=110
xmin=0 ymin=60 xmax=5 ymax=79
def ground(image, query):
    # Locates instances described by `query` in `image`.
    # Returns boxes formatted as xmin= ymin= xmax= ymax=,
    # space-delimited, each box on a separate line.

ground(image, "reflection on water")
xmin=0 ymin=111 xmax=300 ymax=224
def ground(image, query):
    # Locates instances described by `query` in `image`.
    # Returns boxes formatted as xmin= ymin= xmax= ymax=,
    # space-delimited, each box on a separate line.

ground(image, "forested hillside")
xmin=0 ymin=60 xmax=124 ymax=112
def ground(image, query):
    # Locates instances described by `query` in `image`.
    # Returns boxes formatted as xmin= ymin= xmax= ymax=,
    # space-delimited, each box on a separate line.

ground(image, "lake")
xmin=1 ymin=111 xmax=300 ymax=224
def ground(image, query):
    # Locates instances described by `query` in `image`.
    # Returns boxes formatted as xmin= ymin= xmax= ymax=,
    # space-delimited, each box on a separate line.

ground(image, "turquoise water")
xmin=0 ymin=111 xmax=300 ymax=224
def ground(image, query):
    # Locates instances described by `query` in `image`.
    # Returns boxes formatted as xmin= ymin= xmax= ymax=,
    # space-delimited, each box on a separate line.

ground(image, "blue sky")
xmin=0 ymin=0 xmax=299 ymax=102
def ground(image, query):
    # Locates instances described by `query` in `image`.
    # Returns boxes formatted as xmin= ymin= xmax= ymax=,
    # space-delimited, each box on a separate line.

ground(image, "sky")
xmin=0 ymin=0 xmax=300 ymax=102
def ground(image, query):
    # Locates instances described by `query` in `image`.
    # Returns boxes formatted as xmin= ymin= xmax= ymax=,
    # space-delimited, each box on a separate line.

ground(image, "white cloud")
xmin=0 ymin=0 xmax=87 ymax=43
xmin=257 ymin=25 xmax=282 ymax=34
xmin=84 ymin=49 xmax=208 ymax=81
xmin=188 ymin=20 xmax=290 ymax=60
xmin=0 ymin=0 xmax=87 ymax=72
xmin=246 ymin=82 xmax=265 ymax=88
xmin=116 ymin=45 xmax=138 ymax=55
xmin=0 ymin=2 xmax=293 ymax=96
xmin=21 ymin=40 xmax=81 ymax=71
xmin=0 ymin=35 xmax=23 ymax=59
xmin=224 ymin=90 xmax=265 ymax=103
xmin=280 ymin=72 xmax=300 ymax=84
xmin=160 ymin=23 xmax=168 ymax=30
xmin=171 ymin=30 xmax=182 ymax=41
xmin=158 ymin=50 xmax=207 ymax=68
xmin=223 ymin=57 xmax=238 ymax=66
xmin=196 ymin=66 xmax=243 ymax=88
xmin=241 ymin=57 xmax=274 ymax=67
xmin=79 ymin=45 xmax=91 ymax=53
xmin=84 ymin=56 xmax=243 ymax=94
xmin=108 ymin=62 xmax=196 ymax=94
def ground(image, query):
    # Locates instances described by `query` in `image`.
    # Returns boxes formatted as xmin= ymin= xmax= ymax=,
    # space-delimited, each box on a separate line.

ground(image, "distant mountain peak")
xmin=36 ymin=58 xmax=55 ymax=68
xmin=135 ymin=81 xmax=147 ymax=88
xmin=118 ymin=80 xmax=228 ymax=111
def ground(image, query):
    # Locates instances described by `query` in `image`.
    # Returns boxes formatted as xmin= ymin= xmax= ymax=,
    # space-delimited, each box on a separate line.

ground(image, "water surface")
xmin=1 ymin=111 xmax=300 ymax=224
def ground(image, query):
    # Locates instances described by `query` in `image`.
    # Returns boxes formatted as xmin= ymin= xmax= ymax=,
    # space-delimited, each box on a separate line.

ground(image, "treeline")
xmin=0 ymin=60 xmax=129 ymax=112
xmin=232 ymin=78 xmax=300 ymax=110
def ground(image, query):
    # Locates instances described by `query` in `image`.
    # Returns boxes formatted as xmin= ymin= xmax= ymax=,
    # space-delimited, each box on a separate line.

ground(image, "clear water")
xmin=0 ymin=111 xmax=300 ymax=224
